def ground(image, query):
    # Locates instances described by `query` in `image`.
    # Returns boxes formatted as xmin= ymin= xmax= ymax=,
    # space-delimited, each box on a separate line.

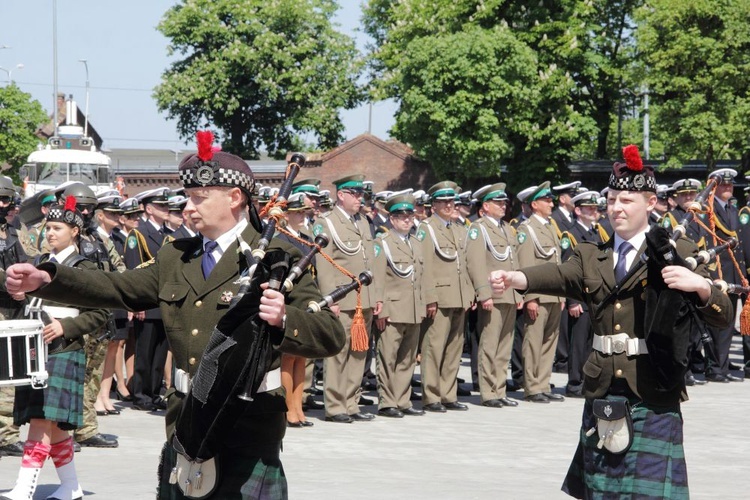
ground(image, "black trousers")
xmin=132 ymin=319 xmax=168 ymax=405
xmin=510 ymin=310 xmax=524 ymax=384
xmin=554 ymin=310 xmax=570 ymax=371
xmin=566 ymin=310 xmax=592 ymax=389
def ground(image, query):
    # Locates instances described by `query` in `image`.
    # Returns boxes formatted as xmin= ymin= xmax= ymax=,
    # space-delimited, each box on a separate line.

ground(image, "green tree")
xmin=154 ymin=0 xmax=364 ymax=159
xmin=0 ymin=85 xmax=48 ymax=180
xmin=636 ymin=0 xmax=750 ymax=170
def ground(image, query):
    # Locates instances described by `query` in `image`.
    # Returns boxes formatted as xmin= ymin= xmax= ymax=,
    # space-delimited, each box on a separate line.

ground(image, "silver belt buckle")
xmin=612 ymin=339 xmax=626 ymax=354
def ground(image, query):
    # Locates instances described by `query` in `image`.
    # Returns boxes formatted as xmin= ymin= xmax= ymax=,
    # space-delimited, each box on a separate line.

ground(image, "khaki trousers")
xmin=522 ymin=302 xmax=561 ymax=396
xmin=376 ymin=322 xmax=420 ymax=410
xmin=420 ymin=307 xmax=466 ymax=405
xmin=324 ymin=309 xmax=373 ymax=416
xmin=0 ymin=386 xmax=19 ymax=446
xmin=478 ymin=303 xmax=516 ymax=402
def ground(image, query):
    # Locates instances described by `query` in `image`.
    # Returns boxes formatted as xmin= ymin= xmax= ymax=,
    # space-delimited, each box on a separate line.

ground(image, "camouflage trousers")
xmin=74 ymin=337 xmax=109 ymax=441
xmin=0 ymin=385 xmax=20 ymax=446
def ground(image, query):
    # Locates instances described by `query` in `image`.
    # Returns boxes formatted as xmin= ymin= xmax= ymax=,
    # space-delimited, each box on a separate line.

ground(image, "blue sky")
xmin=0 ymin=1 xmax=397 ymax=152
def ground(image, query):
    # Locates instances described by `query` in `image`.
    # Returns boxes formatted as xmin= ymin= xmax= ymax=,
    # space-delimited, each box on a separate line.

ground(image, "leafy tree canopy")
xmin=0 ymin=85 xmax=48 ymax=180
xmin=155 ymin=0 xmax=364 ymax=159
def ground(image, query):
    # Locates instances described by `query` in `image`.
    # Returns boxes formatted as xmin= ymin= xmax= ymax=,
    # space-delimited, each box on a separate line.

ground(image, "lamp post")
xmin=616 ymin=86 xmax=650 ymax=159
xmin=79 ymin=59 xmax=90 ymax=137
xmin=0 ymin=63 xmax=23 ymax=84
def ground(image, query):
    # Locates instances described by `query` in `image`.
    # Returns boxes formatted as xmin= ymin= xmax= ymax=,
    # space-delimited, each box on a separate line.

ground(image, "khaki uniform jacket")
xmin=517 ymin=215 xmax=563 ymax=304
xmin=32 ymin=223 xmax=346 ymax=443
xmin=466 ymin=216 xmax=519 ymax=304
xmin=312 ymin=208 xmax=384 ymax=311
xmin=522 ymin=236 xmax=733 ymax=405
xmin=378 ymin=231 xmax=431 ymax=324
xmin=414 ymin=216 xmax=473 ymax=309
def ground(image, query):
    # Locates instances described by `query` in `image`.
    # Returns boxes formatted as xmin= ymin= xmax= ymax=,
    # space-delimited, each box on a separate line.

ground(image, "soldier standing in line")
xmin=374 ymin=192 xmax=430 ymax=418
xmin=465 ymin=183 xmax=520 ymax=408
xmin=703 ymin=169 xmax=746 ymax=383
xmin=415 ymin=181 xmax=473 ymax=412
xmin=313 ymin=175 xmax=384 ymax=423
xmin=516 ymin=182 xmax=565 ymax=403
xmin=559 ymin=191 xmax=605 ymax=397
xmin=0 ymin=177 xmax=29 ymax=458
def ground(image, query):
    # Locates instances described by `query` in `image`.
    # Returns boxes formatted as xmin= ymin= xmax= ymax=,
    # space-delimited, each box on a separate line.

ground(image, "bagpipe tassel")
xmin=350 ymin=304 xmax=369 ymax=352
xmin=740 ymin=300 xmax=750 ymax=335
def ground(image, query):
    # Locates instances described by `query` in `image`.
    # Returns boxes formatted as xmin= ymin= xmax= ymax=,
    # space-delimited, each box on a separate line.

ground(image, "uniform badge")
xmin=29 ymin=234 xmax=36 ymax=244
xmin=312 ymin=224 xmax=323 ymax=237
xmin=468 ymin=227 xmax=479 ymax=240
xmin=641 ymin=279 xmax=647 ymax=287
xmin=662 ymin=217 xmax=671 ymax=228
xmin=127 ymin=235 xmax=137 ymax=249
xmin=416 ymin=229 xmax=426 ymax=242
xmin=517 ymin=232 xmax=526 ymax=244
xmin=373 ymin=243 xmax=381 ymax=257
xmin=560 ymin=236 xmax=570 ymax=250
xmin=741 ymin=213 xmax=750 ymax=225
xmin=220 ymin=290 xmax=234 ymax=303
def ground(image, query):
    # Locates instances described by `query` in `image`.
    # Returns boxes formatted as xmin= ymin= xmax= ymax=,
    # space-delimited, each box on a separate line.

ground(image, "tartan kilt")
xmin=157 ymin=442 xmax=288 ymax=500
xmin=562 ymin=398 xmax=688 ymax=500
xmin=14 ymin=349 xmax=85 ymax=431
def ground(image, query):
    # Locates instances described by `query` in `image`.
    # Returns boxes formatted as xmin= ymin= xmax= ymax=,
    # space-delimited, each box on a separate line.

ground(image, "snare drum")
xmin=0 ymin=319 xmax=48 ymax=389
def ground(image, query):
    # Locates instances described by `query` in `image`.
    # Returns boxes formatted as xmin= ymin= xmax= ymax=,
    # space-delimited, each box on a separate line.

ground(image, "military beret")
xmin=428 ymin=181 xmax=458 ymax=201
xmin=47 ymin=196 xmax=84 ymax=231
xmin=178 ymin=131 xmax=254 ymax=198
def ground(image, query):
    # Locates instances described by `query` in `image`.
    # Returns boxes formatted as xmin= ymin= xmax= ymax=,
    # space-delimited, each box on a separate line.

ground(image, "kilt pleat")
xmin=13 ymin=349 xmax=85 ymax=431
xmin=158 ymin=441 xmax=288 ymax=499
xmin=562 ymin=398 xmax=689 ymax=499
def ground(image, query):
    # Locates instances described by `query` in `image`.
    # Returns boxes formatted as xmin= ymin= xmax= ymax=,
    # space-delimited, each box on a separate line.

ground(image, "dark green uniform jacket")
xmin=31 ymin=223 xmax=346 ymax=452
xmin=521 ymin=236 xmax=733 ymax=406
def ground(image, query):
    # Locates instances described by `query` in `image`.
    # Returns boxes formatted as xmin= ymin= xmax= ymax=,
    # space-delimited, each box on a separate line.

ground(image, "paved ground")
xmin=2 ymin=342 xmax=750 ymax=499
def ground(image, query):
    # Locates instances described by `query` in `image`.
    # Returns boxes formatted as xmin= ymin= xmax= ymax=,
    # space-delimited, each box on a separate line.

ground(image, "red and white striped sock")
xmin=21 ymin=440 xmax=51 ymax=468
xmin=49 ymin=436 xmax=74 ymax=468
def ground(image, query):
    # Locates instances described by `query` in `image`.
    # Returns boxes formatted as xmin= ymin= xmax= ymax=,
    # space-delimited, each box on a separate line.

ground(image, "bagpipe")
xmin=171 ymin=152 xmax=374 ymax=470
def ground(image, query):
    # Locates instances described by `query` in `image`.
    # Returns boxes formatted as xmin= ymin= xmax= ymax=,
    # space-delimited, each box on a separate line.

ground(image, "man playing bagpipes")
xmin=4 ymin=131 xmax=346 ymax=499
xmin=490 ymin=145 xmax=733 ymax=498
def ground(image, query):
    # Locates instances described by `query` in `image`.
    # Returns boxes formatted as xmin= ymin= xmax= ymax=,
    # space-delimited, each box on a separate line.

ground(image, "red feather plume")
xmin=622 ymin=144 xmax=643 ymax=172
xmin=197 ymin=130 xmax=215 ymax=162
xmin=64 ymin=195 xmax=77 ymax=212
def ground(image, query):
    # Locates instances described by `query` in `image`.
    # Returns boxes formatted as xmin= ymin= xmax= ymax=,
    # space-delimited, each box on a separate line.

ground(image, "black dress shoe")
xmin=301 ymin=420 xmax=314 ymax=427
xmin=498 ymin=397 xmax=519 ymax=407
xmin=456 ymin=386 xmax=472 ymax=397
xmin=0 ymin=440 xmax=25 ymax=457
xmin=96 ymin=410 xmax=109 ymax=416
xmin=377 ymin=407 xmax=404 ymax=418
xmin=729 ymin=362 xmax=741 ymax=371
xmin=349 ymin=412 xmax=376 ymax=421
xmin=685 ymin=375 xmax=707 ymax=386
xmin=705 ymin=374 xmax=729 ymax=383
xmin=152 ymin=397 xmax=168 ymax=410
xmin=302 ymin=396 xmax=324 ymax=411
xmin=304 ymin=387 xmax=323 ymax=396
xmin=287 ymin=421 xmax=304 ymax=428
xmin=443 ymin=401 xmax=468 ymax=411
xmin=362 ymin=381 xmax=378 ymax=391
xmin=115 ymin=388 xmax=134 ymax=402
xmin=410 ymin=391 xmax=422 ymax=401
xmin=481 ymin=399 xmax=504 ymax=408
xmin=325 ymin=413 xmax=353 ymax=423
xmin=132 ymin=402 xmax=155 ymax=411
xmin=105 ymin=408 xmax=121 ymax=415
xmin=78 ymin=433 xmax=119 ymax=448
xmin=401 ymin=407 xmax=425 ymax=416
xmin=543 ymin=392 xmax=565 ymax=401
xmin=525 ymin=393 xmax=550 ymax=403
xmin=358 ymin=396 xmax=375 ymax=406
xmin=506 ymin=380 xmax=523 ymax=392
xmin=726 ymin=373 xmax=744 ymax=382
xmin=423 ymin=402 xmax=447 ymax=413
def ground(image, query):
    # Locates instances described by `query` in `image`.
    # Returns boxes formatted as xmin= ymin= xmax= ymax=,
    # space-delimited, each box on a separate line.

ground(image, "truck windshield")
xmin=36 ymin=162 xmax=100 ymax=185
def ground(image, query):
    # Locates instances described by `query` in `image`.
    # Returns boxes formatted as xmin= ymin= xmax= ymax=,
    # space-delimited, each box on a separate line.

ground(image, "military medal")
xmin=220 ymin=290 xmax=234 ymax=303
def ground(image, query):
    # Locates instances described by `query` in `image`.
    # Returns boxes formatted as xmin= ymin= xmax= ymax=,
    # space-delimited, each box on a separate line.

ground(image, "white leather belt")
xmin=593 ymin=333 xmax=648 ymax=356
xmin=174 ymin=367 xmax=282 ymax=395
xmin=42 ymin=306 xmax=80 ymax=319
